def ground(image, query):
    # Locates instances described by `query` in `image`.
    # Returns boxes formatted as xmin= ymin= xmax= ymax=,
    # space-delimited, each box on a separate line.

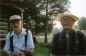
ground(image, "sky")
xmin=69 ymin=0 xmax=86 ymax=18
xmin=54 ymin=0 xmax=86 ymax=29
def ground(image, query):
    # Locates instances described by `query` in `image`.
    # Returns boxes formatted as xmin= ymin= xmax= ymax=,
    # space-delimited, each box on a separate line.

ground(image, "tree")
xmin=36 ymin=0 xmax=70 ymax=18
xmin=78 ymin=17 xmax=86 ymax=30
xmin=52 ymin=26 xmax=61 ymax=34
xmin=73 ymin=25 xmax=80 ymax=31
xmin=78 ymin=17 xmax=86 ymax=33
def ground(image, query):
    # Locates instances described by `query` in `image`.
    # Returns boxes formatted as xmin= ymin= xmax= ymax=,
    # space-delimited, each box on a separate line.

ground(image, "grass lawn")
xmin=34 ymin=43 xmax=49 ymax=56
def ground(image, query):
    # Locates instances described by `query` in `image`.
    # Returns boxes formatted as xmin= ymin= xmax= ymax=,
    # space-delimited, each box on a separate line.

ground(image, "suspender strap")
xmin=10 ymin=35 xmax=14 ymax=52
xmin=75 ymin=31 xmax=78 ymax=43
xmin=74 ymin=31 xmax=79 ymax=53
xmin=25 ymin=29 xmax=28 ymax=48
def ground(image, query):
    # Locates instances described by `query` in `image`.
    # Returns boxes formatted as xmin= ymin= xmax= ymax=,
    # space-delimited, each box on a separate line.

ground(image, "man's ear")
xmin=20 ymin=20 xmax=23 ymax=27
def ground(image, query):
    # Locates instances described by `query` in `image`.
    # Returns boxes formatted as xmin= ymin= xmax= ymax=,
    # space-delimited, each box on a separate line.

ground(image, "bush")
xmin=34 ymin=43 xmax=49 ymax=56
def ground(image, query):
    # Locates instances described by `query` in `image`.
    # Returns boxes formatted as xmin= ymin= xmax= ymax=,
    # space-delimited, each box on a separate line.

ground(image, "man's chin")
xmin=63 ymin=27 xmax=72 ymax=29
xmin=14 ymin=28 xmax=19 ymax=31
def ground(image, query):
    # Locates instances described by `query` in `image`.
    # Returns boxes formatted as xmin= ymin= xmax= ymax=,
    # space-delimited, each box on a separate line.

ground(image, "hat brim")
xmin=58 ymin=14 xmax=78 ymax=22
xmin=10 ymin=15 xmax=21 ymax=21
xmin=10 ymin=18 xmax=21 ymax=21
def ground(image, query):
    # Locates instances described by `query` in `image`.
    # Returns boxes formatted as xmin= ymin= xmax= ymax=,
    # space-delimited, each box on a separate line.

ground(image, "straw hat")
xmin=10 ymin=15 xmax=21 ymax=21
xmin=58 ymin=11 xmax=79 ymax=22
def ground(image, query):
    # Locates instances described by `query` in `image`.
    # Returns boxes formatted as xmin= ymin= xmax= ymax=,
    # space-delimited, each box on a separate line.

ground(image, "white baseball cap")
xmin=10 ymin=15 xmax=21 ymax=21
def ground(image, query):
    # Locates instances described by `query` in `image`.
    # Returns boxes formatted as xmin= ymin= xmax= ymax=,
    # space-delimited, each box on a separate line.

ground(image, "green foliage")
xmin=78 ymin=17 xmax=86 ymax=30
xmin=34 ymin=43 xmax=49 ymax=56
xmin=37 ymin=0 xmax=70 ymax=18
xmin=52 ymin=26 xmax=61 ymax=33
xmin=73 ymin=25 xmax=80 ymax=31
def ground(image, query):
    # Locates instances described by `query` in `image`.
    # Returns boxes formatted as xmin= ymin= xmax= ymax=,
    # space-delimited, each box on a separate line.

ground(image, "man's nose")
xmin=14 ymin=22 xmax=17 ymax=26
xmin=64 ymin=20 xmax=69 ymax=23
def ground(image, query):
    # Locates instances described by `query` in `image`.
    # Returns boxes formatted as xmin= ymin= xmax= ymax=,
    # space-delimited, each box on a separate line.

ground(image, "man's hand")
xmin=4 ymin=51 xmax=12 ymax=56
xmin=12 ymin=51 xmax=25 ymax=56
xmin=22 ymin=49 xmax=33 ymax=56
xmin=4 ymin=51 xmax=25 ymax=56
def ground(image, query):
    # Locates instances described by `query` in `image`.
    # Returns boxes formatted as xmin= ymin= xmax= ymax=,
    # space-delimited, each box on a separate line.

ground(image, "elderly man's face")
xmin=10 ymin=19 xmax=22 ymax=31
xmin=61 ymin=16 xmax=75 ymax=30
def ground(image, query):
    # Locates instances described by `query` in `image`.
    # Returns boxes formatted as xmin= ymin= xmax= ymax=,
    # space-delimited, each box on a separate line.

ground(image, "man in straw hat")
xmin=3 ymin=15 xmax=34 ymax=56
xmin=50 ymin=11 xmax=86 ymax=56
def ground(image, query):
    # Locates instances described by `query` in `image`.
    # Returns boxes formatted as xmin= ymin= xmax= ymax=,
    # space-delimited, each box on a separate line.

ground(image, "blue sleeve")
xmin=4 ymin=33 xmax=10 ymax=51
xmin=26 ymin=30 xmax=35 ymax=49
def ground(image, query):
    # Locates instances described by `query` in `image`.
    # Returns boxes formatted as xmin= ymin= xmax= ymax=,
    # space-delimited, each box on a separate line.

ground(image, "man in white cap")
xmin=4 ymin=15 xmax=34 ymax=56
xmin=51 ymin=11 xmax=86 ymax=56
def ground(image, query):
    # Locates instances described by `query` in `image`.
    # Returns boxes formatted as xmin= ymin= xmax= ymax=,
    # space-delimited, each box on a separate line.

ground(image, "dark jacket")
xmin=51 ymin=30 xmax=86 ymax=55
